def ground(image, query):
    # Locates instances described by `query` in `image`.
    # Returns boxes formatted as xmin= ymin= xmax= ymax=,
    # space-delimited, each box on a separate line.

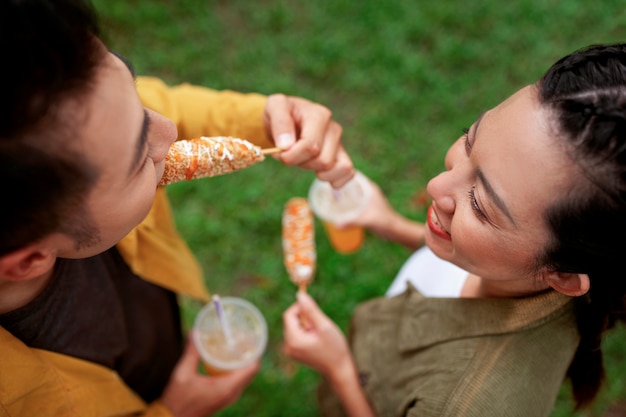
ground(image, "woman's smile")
xmin=427 ymin=205 xmax=451 ymax=240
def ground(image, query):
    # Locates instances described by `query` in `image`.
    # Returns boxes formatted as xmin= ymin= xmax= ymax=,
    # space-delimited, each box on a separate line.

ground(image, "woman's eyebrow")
xmin=472 ymin=111 xmax=487 ymax=137
xmin=472 ymin=110 xmax=516 ymax=226
xmin=476 ymin=168 xmax=516 ymax=226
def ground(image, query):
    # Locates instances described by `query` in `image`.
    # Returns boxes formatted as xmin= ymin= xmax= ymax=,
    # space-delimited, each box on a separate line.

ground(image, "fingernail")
xmin=276 ymin=133 xmax=294 ymax=149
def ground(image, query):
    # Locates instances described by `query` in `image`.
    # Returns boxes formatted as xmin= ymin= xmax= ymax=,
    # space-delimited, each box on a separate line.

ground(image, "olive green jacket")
xmin=319 ymin=286 xmax=578 ymax=417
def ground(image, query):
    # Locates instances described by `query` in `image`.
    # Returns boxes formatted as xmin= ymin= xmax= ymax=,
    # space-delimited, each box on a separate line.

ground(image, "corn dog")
xmin=282 ymin=197 xmax=316 ymax=292
xmin=158 ymin=136 xmax=265 ymax=186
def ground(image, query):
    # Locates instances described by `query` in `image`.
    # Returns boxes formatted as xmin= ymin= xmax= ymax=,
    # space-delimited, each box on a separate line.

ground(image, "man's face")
xmin=57 ymin=48 xmax=177 ymax=258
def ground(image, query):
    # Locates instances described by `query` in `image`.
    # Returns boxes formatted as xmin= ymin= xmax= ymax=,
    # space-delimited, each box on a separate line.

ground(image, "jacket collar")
xmin=397 ymin=284 xmax=575 ymax=352
xmin=116 ymin=188 xmax=210 ymax=302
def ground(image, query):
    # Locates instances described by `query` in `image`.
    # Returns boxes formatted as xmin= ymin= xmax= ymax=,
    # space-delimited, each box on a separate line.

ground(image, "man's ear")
xmin=0 ymin=244 xmax=58 ymax=282
xmin=544 ymin=270 xmax=590 ymax=297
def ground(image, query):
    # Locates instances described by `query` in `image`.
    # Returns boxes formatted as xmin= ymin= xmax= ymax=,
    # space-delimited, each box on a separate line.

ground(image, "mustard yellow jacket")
xmin=0 ymin=77 xmax=271 ymax=417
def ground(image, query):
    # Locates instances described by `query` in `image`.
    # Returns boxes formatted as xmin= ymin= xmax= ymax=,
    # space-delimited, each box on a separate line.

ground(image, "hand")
xmin=283 ymin=292 xmax=377 ymax=417
xmin=337 ymin=174 xmax=425 ymax=250
xmin=282 ymin=291 xmax=353 ymax=377
xmin=341 ymin=175 xmax=396 ymax=231
xmin=263 ymin=94 xmax=355 ymax=188
xmin=160 ymin=333 xmax=260 ymax=417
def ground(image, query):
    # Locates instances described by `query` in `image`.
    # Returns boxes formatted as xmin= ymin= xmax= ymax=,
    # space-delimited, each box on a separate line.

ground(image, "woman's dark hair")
xmin=538 ymin=43 xmax=626 ymax=409
xmin=0 ymin=0 xmax=103 ymax=255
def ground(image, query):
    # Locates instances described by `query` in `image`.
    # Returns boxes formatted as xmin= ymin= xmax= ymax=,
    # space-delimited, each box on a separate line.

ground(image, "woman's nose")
xmin=426 ymin=173 xmax=456 ymax=213
xmin=427 ymin=136 xmax=467 ymax=213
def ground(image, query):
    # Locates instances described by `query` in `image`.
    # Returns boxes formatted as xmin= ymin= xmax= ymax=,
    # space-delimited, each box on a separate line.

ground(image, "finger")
xmin=282 ymin=302 xmax=300 ymax=326
xmin=208 ymin=361 xmax=260 ymax=408
xmin=280 ymin=127 xmax=336 ymax=168
xmin=302 ymin=120 xmax=342 ymax=169
xmin=283 ymin=302 xmax=308 ymax=334
xmin=314 ymin=147 xmax=356 ymax=187
xmin=293 ymin=98 xmax=332 ymax=150
xmin=222 ymin=361 xmax=260 ymax=398
xmin=225 ymin=360 xmax=261 ymax=385
xmin=279 ymin=103 xmax=333 ymax=167
xmin=264 ymin=94 xmax=296 ymax=149
xmin=295 ymin=291 xmax=329 ymax=326
xmin=176 ymin=332 xmax=201 ymax=374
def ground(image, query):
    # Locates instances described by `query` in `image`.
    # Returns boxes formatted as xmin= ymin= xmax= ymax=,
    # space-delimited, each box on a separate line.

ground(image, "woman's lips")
xmin=427 ymin=205 xmax=451 ymax=240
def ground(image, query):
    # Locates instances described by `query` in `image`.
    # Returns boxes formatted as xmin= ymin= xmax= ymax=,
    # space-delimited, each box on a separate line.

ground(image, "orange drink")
xmin=321 ymin=221 xmax=365 ymax=254
xmin=308 ymin=171 xmax=372 ymax=254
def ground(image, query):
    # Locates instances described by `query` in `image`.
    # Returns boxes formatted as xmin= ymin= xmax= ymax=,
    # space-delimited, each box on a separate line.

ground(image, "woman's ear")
xmin=544 ymin=270 xmax=590 ymax=297
xmin=0 ymin=244 xmax=58 ymax=282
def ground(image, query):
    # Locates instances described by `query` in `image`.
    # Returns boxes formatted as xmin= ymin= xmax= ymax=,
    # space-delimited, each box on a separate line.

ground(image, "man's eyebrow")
xmin=129 ymin=109 xmax=150 ymax=175
xmin=476 ymin=169 xmax=516 ymax=226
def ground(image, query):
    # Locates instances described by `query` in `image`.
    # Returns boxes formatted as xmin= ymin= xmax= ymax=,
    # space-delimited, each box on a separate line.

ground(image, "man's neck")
xmin=0 ymin=264 xmax=56 ymax=315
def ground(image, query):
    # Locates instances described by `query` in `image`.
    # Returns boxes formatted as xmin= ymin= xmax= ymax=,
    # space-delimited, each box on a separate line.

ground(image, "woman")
xmin=282 ymin=43 xmax=626 ymax=417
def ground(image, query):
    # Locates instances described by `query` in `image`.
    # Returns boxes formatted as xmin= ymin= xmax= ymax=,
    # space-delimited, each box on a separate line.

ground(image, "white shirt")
xmin=386 ymin=247 xmax=468 ymax=298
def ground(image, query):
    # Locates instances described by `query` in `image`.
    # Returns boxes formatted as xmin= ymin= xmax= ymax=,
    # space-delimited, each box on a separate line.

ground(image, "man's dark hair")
xmin=0 ymin=0 xmax=104 ymax=255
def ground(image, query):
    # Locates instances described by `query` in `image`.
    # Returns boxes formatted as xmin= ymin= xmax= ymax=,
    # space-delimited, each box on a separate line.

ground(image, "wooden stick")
xmin=296 ymin=283 xmax=311 ymax=329
xmin=261 ymin=147 xmax=282 ymax=155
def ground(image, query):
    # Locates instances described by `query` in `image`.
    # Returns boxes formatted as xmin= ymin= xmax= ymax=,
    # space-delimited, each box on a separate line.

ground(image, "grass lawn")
xmin=91 ymin=1 xmax=626 ymax=415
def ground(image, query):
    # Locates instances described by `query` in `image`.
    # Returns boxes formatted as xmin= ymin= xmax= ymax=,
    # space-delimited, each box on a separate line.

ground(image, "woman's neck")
xmin=461 ymin=273 xmax=551 ymax=298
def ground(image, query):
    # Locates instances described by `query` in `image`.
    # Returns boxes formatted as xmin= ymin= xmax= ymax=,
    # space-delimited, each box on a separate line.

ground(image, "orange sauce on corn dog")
xmin=282 ymin=198 xmax=316 ymax=291
xmin=185 ymin=140 xmax=200 ymax=180
xmin=159 ymin=136 xmax=265 ymax=186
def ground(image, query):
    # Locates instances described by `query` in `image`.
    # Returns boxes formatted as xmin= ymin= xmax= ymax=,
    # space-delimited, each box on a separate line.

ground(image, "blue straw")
xmin=212 ymin=295 xmax=234 ymax=348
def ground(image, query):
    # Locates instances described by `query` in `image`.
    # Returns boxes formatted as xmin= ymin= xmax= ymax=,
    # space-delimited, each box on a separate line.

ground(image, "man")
xmin=0 ymin=1 xmax=354 ymax=416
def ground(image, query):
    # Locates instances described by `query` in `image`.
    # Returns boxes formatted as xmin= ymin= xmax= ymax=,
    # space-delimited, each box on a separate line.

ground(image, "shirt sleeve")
xmin=136 ymin=76 xmax=273 ymax=148
xmin=141 ymin=401 xmax=175 ymax=417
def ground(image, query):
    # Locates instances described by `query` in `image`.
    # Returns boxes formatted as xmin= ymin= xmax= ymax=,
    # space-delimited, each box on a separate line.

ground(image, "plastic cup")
xmin=308 ymin=171 xmax=372 ymax=254
xmin=192 ymin=297 xmax=268 ymax=374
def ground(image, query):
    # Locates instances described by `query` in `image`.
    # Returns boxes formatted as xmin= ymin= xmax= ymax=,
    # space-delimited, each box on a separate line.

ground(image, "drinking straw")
xmin=212 ymin=295 xmax=234 ymax=348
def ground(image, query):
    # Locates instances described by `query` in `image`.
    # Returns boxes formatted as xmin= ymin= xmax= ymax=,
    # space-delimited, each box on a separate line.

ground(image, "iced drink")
xmin=308 ymin=171 xmax=372 ymax=254
xmin=193 ymin=297 xmax=267 ymax=374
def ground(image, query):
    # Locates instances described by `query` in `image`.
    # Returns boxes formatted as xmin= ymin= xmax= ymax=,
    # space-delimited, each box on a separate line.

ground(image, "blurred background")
xmin=91 ymin=1 xmax=626 ymax=415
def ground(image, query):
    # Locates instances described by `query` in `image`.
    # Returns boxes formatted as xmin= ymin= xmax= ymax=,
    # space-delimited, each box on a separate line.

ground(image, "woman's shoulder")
xmin=350 ymin=288 xmax=578 ymax=417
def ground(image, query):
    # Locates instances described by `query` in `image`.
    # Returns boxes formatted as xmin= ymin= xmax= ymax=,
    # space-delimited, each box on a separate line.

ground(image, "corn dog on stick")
xmin=282 ymin=197 xmax=316 ymax=292
xmin=158 ymin=136 xmax=267 ymax=186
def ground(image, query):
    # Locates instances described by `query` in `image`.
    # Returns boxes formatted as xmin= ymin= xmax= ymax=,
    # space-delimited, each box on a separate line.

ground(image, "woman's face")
xmin=425 ymin=85 xmax=577 ymax=296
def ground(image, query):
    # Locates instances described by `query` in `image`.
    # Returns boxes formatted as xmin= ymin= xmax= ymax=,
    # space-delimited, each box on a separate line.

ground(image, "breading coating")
xmin=159 ymin=136 xmax=265 ymax=186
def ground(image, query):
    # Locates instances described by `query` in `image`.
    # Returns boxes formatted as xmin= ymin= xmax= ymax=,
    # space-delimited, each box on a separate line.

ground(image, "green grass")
xmin=91 ymin=1 xmax=626 ymax=415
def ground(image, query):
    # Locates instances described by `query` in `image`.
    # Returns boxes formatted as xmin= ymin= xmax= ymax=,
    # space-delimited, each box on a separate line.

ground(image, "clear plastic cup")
xmin=192 ymin=297 xmax=268 ymax=374
xmin=308 ymin=171 xmax=372 ymax=254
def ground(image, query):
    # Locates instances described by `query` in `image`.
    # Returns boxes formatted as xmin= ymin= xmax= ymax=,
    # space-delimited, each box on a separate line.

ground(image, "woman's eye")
xmin=462 ymin=127 xmax=472 ymax=155
xmin=468 ymin=186 xmax=487 ymax=221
